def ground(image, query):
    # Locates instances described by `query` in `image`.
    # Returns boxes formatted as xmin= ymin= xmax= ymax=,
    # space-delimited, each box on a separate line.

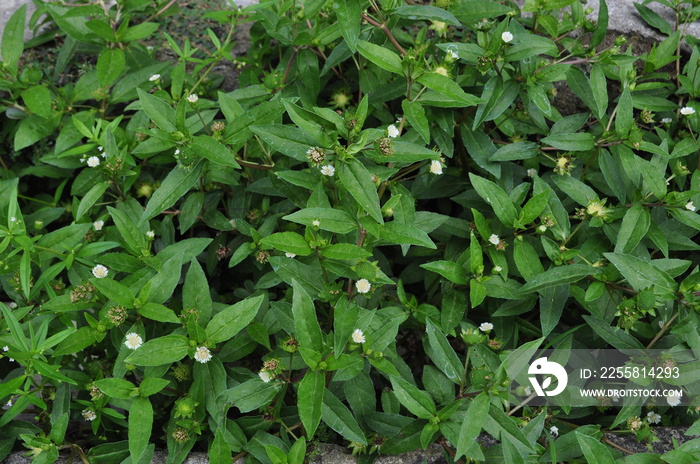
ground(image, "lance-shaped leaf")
xmin=205 ymin=294 xmax=265 ymax=344
xmin=125 ymin=334 xmax=190 ymax=366
xmin=338 ymin=159 xmax=383 ymax=223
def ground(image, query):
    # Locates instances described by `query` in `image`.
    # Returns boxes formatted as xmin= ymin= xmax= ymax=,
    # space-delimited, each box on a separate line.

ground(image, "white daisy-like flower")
xmin=259 ymin=370 xmax=273 ymax=383
xmin=93 ymin=220 xmax=104 ymax=231
xmin=87 ymin=156 xmax=100 ymax=168
xmin=434 ymin=66 xmax=449 ymax=77
xmin=666 ymin=391 xmax=682 ymax=406
xmin=312 ymin=219 xmax=321 ymax=227
xmin=186 ymin=93 xmax=199 ymax=103
xmin=479 ymin=322 xmax=494 ymax=332
xmin=149 ymin=74 xmax=161 ymax=82
xmin=82 ymin=409 xmax=97 ymax=421
xmin=320 ymin=165 xmax=335 ymax=176
xmin=387 ymin=124 xmax=400 ymax=138
xmin=685 ymin=201 xmax=696 ymax=212
xmin=661 ymin=117 xmax=672 ymax=124
xmin=8 ymin=302 xmax=17 ymax=309
xmin=194 ymin=346 xmax=212 ymax=364
xmin=681 ymin=106 xmax=695 ymax=115
xmin=124 ymin=333 xmax=143 ymax=350
xmin=493 ymin=265 xmax=502 ymax=273
xmin=146 ymin=230 xmax=155 ymax=239
xmin=355 ymin=278 xmax=371 ymax=294
xmin=352 ymin=329 xmax=366 ymax=344
xmin=646 ymin=411 xmax=661 ymax=424
xmin=549 ymin=426 xmax=558 ymax=437
xmin=527 ymin=168 xmax=537 ymax=178
xmin=502 ymin=31 xmax=514 ymax=43
xmin=488 ymin=234 xmax=500 ymax=245
xmin=430 ymin=160 xmax=443 ymax=175
xmin=285 ymin=252 xmax=296 ymax=258
xmin=92 ymin=264 xmax=109 ymax=279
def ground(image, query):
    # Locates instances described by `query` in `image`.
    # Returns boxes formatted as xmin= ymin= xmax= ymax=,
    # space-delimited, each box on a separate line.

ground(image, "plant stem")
xmin=361 ymin=13 xmax=406 ymax=56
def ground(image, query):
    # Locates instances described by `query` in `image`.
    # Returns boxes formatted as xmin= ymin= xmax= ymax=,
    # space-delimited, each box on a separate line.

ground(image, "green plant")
xmin=1 ymin=0 xmax=700 ymax=463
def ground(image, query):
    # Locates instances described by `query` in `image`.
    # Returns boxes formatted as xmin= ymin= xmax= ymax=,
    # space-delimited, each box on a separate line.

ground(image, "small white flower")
xmin=146 ymin=230 xmax=155 ymax=239
xmin=666 ymin=391 xmax=682 ymax=406
xmin=174 ymin=149 xmax=180 ymax=155
xmin=124 ymin=333 xmax=143 ymax=350
xmin=9 ymin=217 xmax=16 ymax=222
xmin=320 ymin=165 xmax=335 ymax=176
xmin=92 ymin=264 xmax=109 ymax=279
xmin=82 ymin=409 xmax=97 ymax=421
xmin=686 ymin=201 xmax=696 ymax=212
xmin=658 ymin=320 xmax=666 ymax=328
xmin=488 ymin=234 xmax=500 ymax=245
xmin=479 ymin=322 xmax=494 ymax=332
xmin=149 ymin=74 xmax=161 ymax=82
xmin=87 ymin=156 xmax=100 ymax=168
xmin=93 ymin=220 xmax=104 ymax=231
xmin=387 ymin=124 xmax=400 ymax=138
xmin=355 ymin=278 xmax=371 ymax=294
xmin=549 ymin=426 xmax=558 ymax=437
xmin=100 ymin=152 xmax=107 ymax=158
xmin=285 ymin=252 xmax=296 ymax=258
xmin=312 ymin=219 xmax=321 ymax=227
xmin=527 ymin=168 xmax=537 ymax=178
xmin=430 ymin=160 xmax=443 ymax=175
xmin=612 ymin=394 xmax=620 ymax=402
xmin=186 ymin=93 xmax=199 ymax=103
xmin=259 ymin=370 xmax=273 ymax=382
xmin=502 ymin=31 xmax=514 ymax=43
xmin=97 ymin=146 xmax=103 ymax=152
xmin=434 ymin=66 xmax=449 ymax=77
xmin=524 ymin=386 xmax=532 ymax=395
xmin=448 ymin=49 xmax=459 ymax=60
xmin=646 ymin=411 xmax=661 ymax=424
xmin=538 ymin=225 xmax=547 ymax=233
xmin=4 ymin=400 xmax=12 ymax=409
xmin=8 ymin=302 xmax=17 ymax=309
xmin=681 ymin=106 xmax=696 ymax=115
xmin=493 ymin=265 xmax=502 ymax=273
xmin=661 ymin=117 xmax=672 ymax=124
xmin=2 ymin=346 xmax=8 ymax=352
xmin=352 ymin=329 xmax=366 ymax=344
xmin=194 ymin=346 xmax=212 ymax=364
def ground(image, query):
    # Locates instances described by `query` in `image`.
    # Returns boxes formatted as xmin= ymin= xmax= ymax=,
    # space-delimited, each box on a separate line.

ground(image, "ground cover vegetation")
xmin=1 ymin=0 xmax=700 ymax=462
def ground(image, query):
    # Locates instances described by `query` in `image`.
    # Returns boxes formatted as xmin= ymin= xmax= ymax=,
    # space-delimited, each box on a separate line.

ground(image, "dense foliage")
xmin=2 ymin=0 xmax=700 ymax=462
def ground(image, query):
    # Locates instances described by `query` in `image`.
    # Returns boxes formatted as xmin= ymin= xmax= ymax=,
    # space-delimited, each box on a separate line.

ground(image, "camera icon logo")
xmin=528 ymin=357 xmax=568 ymax=397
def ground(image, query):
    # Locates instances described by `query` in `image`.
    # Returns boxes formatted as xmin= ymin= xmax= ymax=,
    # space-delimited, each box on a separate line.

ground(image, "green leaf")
xmin=425 ymin=319 xmax=463 ymax=384
xmin=261 ymin=232 xmax=312 ymax=256
xmin=140 ymin=159 xmax=204 ymax=225
xmin=76 ymin=182 xmax=109 ymax=221
xmin=2 ymin=4 xmax=26 ymax=66
xmin=183 ymin=259 xmax=212 ymax=324
xmin=615 ymin=204 xmax=651 ymax=254
xmin=124 ymin=334 xmax=190 ymax=366
xmin=540 ymin=133 xmax=595 ymax=151
xmin=205 ymin=294 xmax=265 ymax=344
xmin=108 ymin=206 xmax=147 ymax=255
xmin=591 ymin=0 xmax=608 ymax=48
xmin=441 ymin=288 xmax=466 ymax=334
xmin=97 ymin=48 xmax=125 ymax=87
xmin=420 ymin=260 xmax=467 ymax=285
xmin=389 ymin=375 xmax=436 ymax=419
xmin=137 ymin=303 xmax=180 ymax=324
xmin=469 ymin=173 xmax=518 ymax=228
xmin=451 ymin=1 xmax=510 ymax=22
xmin=94 ymin=378 xmax=136 ymax=400
xmin=401 ymin=100 xmax=430 ymax=143
xmin=575 ymin=432 xmax=616 ymax=464
xmin=145 ymin=254 xmax=183 ymax=305
xmin=92 ymin=277 xmax=135 ymax=307
xmin=335 ymin=0 xmax=361 ymax=52
xmin=470 ymin=279 xmax=486 ymax=307
xmin=582 ymin=315 xmax=645 ymax=350
xmin=380 ymin=221 xmax=437 ymax=249
xmin=417 ymin=73 xmax=482 ymax=106
xmin=633 ymin=3 xmax=672 ymax=36
xmin=520 ymin=264 xmax=594 ymax=293
xmin=53 ymin=326 xmax=102 ymax=357
xmin=357 ymin=40 xmax=403 ymax=75
xmin=219 ymin=379 xmax=280 ymax=413
xmin=393 ymin=5 xmax=460 ymax=25
xmin=504 ymin=35 xmax=557 ymax=62
xmin=297 ymin=371 xmax=325 ymax=439
xmin=540 ymin=284 xmax=568 ymax=337
xmin=292 ymin=280 xmax=323 ymax=353
xmin=589 ymin=65 xmax=608 ymax=121
xmin=322 ymin=389 xmax=367 ymax=444
xmin=319 ymin=243 xmax=372 ymax=260
xmin=490 ymin=142 xmax=539 ymax=161
xmin=604 ymin=253 xmax=677 ymax=296
xmin=21 ymin=85 xmax=52 ymax=119
xmin=209 ymin=428 xmax=232 ymax=464
xmin=615 ymin=88 xmax=634 ymax=137
xmin=519 ymin=191 xmax=550 ymax=225
xmin=129 ymin=397 xmax=153 ymax=463
xmin=455 ymin=392 xmax=490 ymax=460
xmin=192 ymin=135 xmax=240 ymax=168
xmin=137 ymin=88 xmax=176 ymax=132
xmin=283 ymin=207 xmax=356 ymax=234
xmin=338 ymin=159 xmax=384 ymax=223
